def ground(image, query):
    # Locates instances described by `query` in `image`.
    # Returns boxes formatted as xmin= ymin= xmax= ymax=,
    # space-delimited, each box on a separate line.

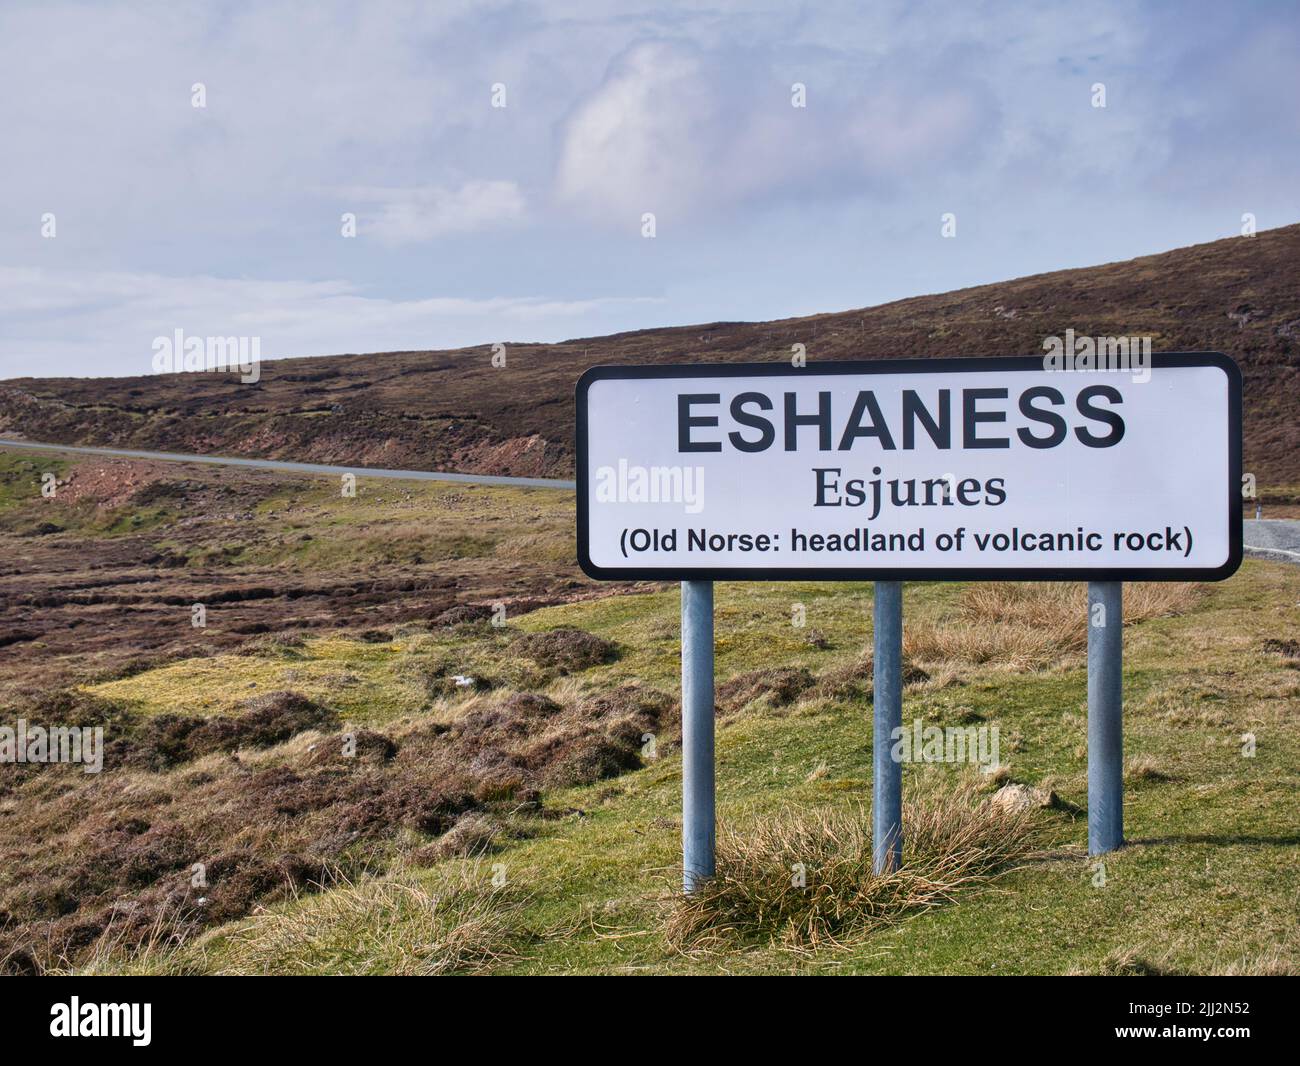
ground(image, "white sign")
xmin=576 ymin=355 xmax=1241 ymax=580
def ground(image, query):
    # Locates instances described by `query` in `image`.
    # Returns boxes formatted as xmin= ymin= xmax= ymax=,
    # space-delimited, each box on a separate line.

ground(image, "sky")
xmin=1 ymin=0 xmax=1298 ymax=379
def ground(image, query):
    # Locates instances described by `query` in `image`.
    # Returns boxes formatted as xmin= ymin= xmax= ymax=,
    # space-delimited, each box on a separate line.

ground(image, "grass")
xmin=902 ymin=581 xmax=1201 ymax=669
xmin=665 ymin=773 xmax=1039 ymax=954
xmin=0 ymin=452 xmax=180 ymax=537
xmin=210 ymin=864 xmax=528 ymax=976
xmin=50 ymin=557 xmax=1294 ymax=976
xmin=78 ymin=580 xmax=889 ymax=725
xmin=0 ymin=453 xmax=65 ymax=515
xmin=61 ymin=861 xmax=530 ymax=977
xmin=3 ymin=450 xmax=1296 ymax=973
xmin=84 ymin=639 xmax=427 ymax=726
xmin=236 ymin=479 xmax=574 ymax=571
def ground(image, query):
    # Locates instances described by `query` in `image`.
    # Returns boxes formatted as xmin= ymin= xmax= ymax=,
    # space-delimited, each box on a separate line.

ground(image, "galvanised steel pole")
xmin=873 ymin=580 xmax=904 ymax=874
xmin=681 ymin=580 xmax=715 ymax=893
xmin=1087 ymin=581 xmax=1124 ymax=855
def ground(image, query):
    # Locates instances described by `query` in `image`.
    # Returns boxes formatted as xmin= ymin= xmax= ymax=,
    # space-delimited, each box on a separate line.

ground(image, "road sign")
xmin=575 ymin=353 xmax=1243 ymax=890
xmin=576 ymin=354 xmax=1242 ymax=582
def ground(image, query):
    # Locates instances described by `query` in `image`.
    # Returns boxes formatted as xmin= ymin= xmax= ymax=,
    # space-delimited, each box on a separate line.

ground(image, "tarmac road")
xmin=1243 ymin=519 xmax=1300 ymax=564
xmin=0 ymin=438 xmax=576 ymax=490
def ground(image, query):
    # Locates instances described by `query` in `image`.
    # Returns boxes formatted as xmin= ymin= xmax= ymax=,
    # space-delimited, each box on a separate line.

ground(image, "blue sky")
xmin=2 ymin=0 xmax=1297 ymax=378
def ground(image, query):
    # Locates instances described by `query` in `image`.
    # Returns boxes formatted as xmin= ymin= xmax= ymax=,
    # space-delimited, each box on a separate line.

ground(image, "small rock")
xmin=991 ymin=782 xmax=1057 ymax=813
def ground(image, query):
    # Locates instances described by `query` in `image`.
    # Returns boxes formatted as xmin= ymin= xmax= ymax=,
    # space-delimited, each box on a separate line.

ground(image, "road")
xmin=1243 ymin=519 xmax=1300 ymax=563
xmin=0 ymin=438 xmax=576 ymax=490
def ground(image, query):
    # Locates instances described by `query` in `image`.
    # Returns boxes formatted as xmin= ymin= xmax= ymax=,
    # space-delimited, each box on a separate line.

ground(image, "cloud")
xmin=555 ymin=39 xmax=998 ymax=223
xmin=338 ymin=181 xmax=527 ymax=245
xmin=0 ymin=267 xmax=661 ymax=379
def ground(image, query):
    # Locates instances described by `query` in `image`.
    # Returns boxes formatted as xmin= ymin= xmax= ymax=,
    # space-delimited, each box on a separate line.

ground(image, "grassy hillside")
xmin=2 ymin=225 xmax=1299 ymax=485
xmin=5 ymin=449 xmax=1294 ymax=972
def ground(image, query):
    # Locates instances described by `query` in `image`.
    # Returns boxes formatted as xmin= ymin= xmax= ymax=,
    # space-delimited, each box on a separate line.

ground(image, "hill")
xmin=2 ymin=225 xmax=1298 ymax=485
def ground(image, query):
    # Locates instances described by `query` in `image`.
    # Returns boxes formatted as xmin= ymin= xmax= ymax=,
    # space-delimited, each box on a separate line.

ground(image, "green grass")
xmin=121 ymin=559 xmax=1300 ymax=976
xmin=0 ymin=452 xmax=179 ymax=536
xmin=0 ymin=452 xmax=66 ymax=522
xmin=84 ymin=638 xmax=425 ymax=726
xmin=231 ymin=479 xmax=573 ymax=570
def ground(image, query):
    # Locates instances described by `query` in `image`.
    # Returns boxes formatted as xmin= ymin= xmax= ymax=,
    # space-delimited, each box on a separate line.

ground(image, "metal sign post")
xmin=681 ymin=580 xmax=716 ymax=892
xmin=1087 ymin=581 xmax=1123 ymax=854
xmin=872 ymin=581 xmax=904 ymax=873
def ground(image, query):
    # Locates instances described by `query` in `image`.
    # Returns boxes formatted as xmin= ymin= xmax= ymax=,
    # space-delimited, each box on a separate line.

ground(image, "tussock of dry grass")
xmin=1080 ymin=940 xmax=1299 ymax=977
xmin=903 ymin=582 xmax=1200 ymax=669
xmin=41 ymin=892 xmax=212 ymax=976
xmin=1212 ymin=945 xmax=1300 ymax=976
xmin=217 ymin=865 xmax=526 ymax=976
xmin=1124 ymin=755 xmax=1172 ymax=783
xmin=666 ymin=775 xmax=1040 ymax=954
xmin=510 ymin=628 xmax=618 ymax=673
xmin=904 ymin=621 xmax=1067 ymax=669
xmin=492 ymin=529 xmax=574 ymax=563
xmin=717 ymin=666 xmax=815 ymax=715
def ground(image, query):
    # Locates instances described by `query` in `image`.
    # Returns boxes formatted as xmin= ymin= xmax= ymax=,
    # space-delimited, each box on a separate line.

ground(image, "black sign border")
xmin=575 ymin=353 xmax=1243 ymax=582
